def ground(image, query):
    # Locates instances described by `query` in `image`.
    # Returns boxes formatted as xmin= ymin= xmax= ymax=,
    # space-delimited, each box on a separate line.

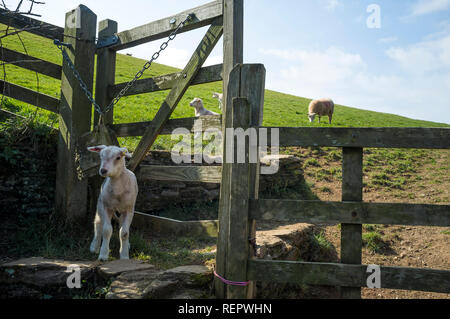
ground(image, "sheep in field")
xmin=212 ymin=92 xmax=223 ymax=110
xmin=87 ymin=145 xmax=138 ymax=261
xmin=308 ymin=98 xmax=334 ymax=124
xmin=189 ymin=97 xmax=219 ymax=117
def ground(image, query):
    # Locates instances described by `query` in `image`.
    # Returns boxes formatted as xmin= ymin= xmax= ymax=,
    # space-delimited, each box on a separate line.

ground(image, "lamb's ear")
xmin=87 ymin=145 xmax=107 ymax=153
xmin=120 ymin=147 xmax=132 ymax=159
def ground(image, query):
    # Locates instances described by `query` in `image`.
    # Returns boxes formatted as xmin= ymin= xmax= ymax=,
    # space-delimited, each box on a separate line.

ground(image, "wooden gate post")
xmin=88 ymin=19 xmax=118 ymax=215
xmin=94 ymin=19 xmax=117 ymax=126
xmin=215 ymin=0 xmax=244 ymax=299
xmin=340 ymin=147 xmax=363 ymax=298
xmin=225 ymin=96 xmax=252 ymax=299
xmin=55 ymin=5 xmax=97 ymax=222
xmin=216 ymin=64 xmax=265 ymax=299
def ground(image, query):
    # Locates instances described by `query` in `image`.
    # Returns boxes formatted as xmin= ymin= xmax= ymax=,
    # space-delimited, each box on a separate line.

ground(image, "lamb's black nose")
xmin=100 ymin=168 xmax=108 ymax=175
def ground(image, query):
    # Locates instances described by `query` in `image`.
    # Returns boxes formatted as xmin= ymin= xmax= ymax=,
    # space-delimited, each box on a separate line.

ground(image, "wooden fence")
xmin=214 ymin=63 xmax=450 ymax=299
xmin=1 ymin=1 xmax=449 ymax=300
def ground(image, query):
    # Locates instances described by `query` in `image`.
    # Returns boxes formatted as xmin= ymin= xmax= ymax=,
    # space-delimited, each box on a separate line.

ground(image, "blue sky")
xmin=6 ymin=0 xmax=450 ymax=124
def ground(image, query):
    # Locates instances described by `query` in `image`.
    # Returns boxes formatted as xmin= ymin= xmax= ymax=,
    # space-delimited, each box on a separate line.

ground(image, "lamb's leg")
xmin=89 ymin=207 xmax=103 ymax=254
xmin=98 ymin=209 xmax=113 ymax=261
xmin=119 ymin=211 xmax=134 ymax=260
xmin=318 ymin=116 xmax=321 ymax=123
xmin=328 ymin=114 xmax=332 ymax=124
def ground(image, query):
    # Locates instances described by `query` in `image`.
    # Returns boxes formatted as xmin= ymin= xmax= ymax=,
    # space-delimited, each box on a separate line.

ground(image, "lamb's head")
xmin=212 ymin=92 xmax=223 ymax=110
xmin=308 ymin=113 xmax=317 ymax=123
xmin=87 ymin=145 xmax=131 ymax=178
xmin=212 ymin=92 xmax=222 ymax=100
xmin=189 ymin=97 xmax=203 ymax=110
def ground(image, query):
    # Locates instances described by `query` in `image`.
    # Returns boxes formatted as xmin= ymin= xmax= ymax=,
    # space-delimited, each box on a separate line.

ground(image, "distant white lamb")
xmin=190 ymin=97 xmax=219 ymax=117
xmin=212 ymin=92 xmax=223 ymax=110
xmin=87 ymin=145 xmax=138 ymax=261
xmin=308 ymin=98 xmax=334 ymax=124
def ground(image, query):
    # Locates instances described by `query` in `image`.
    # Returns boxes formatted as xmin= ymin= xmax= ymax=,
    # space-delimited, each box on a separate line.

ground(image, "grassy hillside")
xmin=1 ymin=24 xmax=448 ymax=151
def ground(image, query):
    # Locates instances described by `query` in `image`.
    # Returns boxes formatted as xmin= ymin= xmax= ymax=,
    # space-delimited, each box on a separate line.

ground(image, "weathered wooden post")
xmin=94 ymin=19 xmax=117 ymax=126
xmin=340 ymin=147 xmax=363 ymax=298
xmin=216 ymin=64 xmax=265 ymax=299
xmin=55 ymin=5 xmax=97 ymax=222
xmin=215 ymin=0 xmax=244 ymax=299
xmin=88 ymin=19 xmax=118 ymax=215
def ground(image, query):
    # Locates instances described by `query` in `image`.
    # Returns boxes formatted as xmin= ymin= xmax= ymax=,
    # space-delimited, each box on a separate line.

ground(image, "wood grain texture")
xmin=137 ymin=165 xmax=222 ymax=183
xmin=215 ymin=66 xmax=241 ymax=299
xmin=238 ymin=64 xmax=266 ymax=299
xmin=226 ymin=97 xmax=252 ymax=299
xmin=0 ymin=8 xmax=64 ymax=41
xmin=127 ymin=19 xmax=223 ymax=171
xmin=215 ymin=0 xmax=243 ymax=298
xmin=55 ymin=5 xmax=97 ymax=222
xmin=0 ymin=79 xmax=59 ymax=113
xmin=249 ymin=200 xmax=450 ymax=227
xmin=247 ymin=259 xmax=450 ymax=294
xmin=94 ymin=19 xmax=118 ymax=125
xmin=270 ymin=127 xmax=450 ymax=149
xmin=341 ymin=147 xmax=363 ymax=299
xmin=109 ymin=64 xmax=223 ymax=97
xmin=0 ymin=47 xmax=62 ymax=79
xmin=110 ymin=1 xmax=223 ymax=51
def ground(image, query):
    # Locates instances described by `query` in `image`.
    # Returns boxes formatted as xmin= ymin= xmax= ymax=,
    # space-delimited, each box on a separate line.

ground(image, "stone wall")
xmin=135 ymin=151 xmax=304 ymax=213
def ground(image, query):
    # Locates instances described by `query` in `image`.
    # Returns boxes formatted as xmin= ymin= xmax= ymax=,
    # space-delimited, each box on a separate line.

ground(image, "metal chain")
xmin=55 ymin=14 xmax=192 ymax=117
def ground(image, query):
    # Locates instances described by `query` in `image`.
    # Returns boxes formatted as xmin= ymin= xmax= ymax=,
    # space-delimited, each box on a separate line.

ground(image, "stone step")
xmin=0 ymin=257 xmax=213 ymax=299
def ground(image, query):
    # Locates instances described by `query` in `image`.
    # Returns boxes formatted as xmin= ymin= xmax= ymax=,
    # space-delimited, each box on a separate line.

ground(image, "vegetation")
xmin=0 ymin=22 xmax=448 ymax=153
xmin=0 ymin=26 xmax=449 ymax=298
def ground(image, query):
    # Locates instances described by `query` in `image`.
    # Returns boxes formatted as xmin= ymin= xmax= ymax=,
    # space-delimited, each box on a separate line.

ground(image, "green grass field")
xmin=1 ymin=24 xmax=448 ymax=152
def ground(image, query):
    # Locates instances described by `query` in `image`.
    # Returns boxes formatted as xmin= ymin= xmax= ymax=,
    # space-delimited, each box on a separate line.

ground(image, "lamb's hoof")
xmin=90 ymin=242 xmax=100 ymax=254
xmin=98 ymin=254 xmax=109 ymax=261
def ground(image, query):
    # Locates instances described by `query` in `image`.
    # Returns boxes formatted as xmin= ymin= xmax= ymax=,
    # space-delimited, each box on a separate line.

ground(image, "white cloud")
xmin=259 ymin=47 xmax=365 ymax=85
xmin=386 ymin=35 xmax=450 ymax=75
xmin=325 ymin=0 xmax=341 ymax=11
xmin=378 ymin=36 xmax=398 ymax=44
xmin=410 ymin=0 xmax=450 ymax=16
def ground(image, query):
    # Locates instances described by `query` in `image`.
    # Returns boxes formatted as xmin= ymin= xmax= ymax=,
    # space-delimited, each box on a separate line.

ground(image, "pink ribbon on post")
xmin=214 ymin=270 xmax=250 ymax=286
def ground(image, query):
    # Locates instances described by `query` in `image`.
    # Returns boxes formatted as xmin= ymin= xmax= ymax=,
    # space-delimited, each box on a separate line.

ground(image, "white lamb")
xmin=87 ymin=145 xmax=138 ymax=261
xmin=190 ymin=97 xmax=219 ymax=117
xmin=308 ymin=98 xmax=335 ymax=124
xmin=212 ymin=92 xmax=223 ymax=110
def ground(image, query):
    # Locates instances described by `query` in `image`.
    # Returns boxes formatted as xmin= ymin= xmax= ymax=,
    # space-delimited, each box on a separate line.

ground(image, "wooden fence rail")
xmin=0 ymin=47 xmax=62 ymax=79
xmin=0 ymin=8 xmax=64 ymax=41
xmin=247 ymin=260 xmax=450 ymax=294
xmin=137 ymin=165 xmax=222 ymax=183
xmin=268 ymin=127 xmax=450 ymax=149
xmin=0 ymin=79 xmax=59 ymax=113
xmin=249 ymin=199 xmax=450 ymax=227
xmin=109 ymin=64 xmax=222 ymax=97
xmin=108 ymin=0 xmax=223 ymax=51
